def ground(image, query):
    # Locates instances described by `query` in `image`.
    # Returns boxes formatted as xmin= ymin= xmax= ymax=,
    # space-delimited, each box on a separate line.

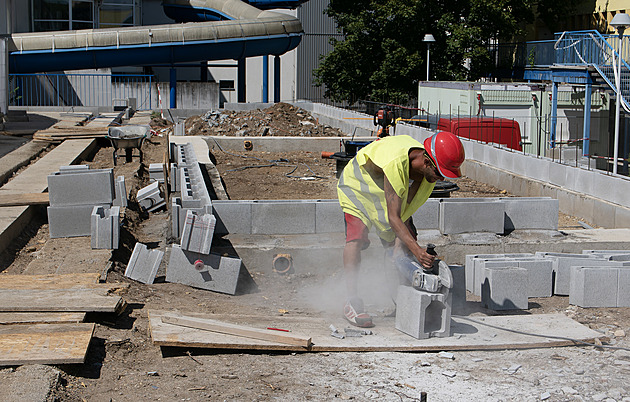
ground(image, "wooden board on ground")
xmin=161 ymin=313 xmax=312 ymax=348
xmin=0 ymin=323 xmax=95 ymax=366
xmin=149 ymin=310 xmax=604 ymax=352
xmin=0 ymin=192 xmax=49 ymax=207
xmin=0 ymin=288 xmax=126 ymax=313
xmin=0 ymin=312 xmax=86 ymax=325
xmin=0 ymin=273 xmax=100 ymax=289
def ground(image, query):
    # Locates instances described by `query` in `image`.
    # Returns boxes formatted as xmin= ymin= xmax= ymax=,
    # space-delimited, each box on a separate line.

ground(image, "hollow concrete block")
xmin=618 ymin=268 xmax=630 ymax=307
xmin=501 ymin=197 xmax=559 ymax=231
xmin=395 ymin=285 xmax=452 ymax=339
xmin=449 ymin=265 xmax=467 ymax=315
xmin=59 ymin=165 xmax=89 ymax=173
xmin=569 ymin=266 xmax=619 ymax=308
xmin=412 ymin=198 xmax=440 ymax=230
xmin=212 ymin=200 xmax=253 ymax=235
xmin=314 ymin=200 xmax=344 ymax=233
xmin=149 ymin=163 xmax=165 ymax=183
xmin=465 ymin=254 xmax=504 ymax=293
xmin=48 ymin=204 xmax=109 ymax=238
xmin=481 ymin=266 xmax=528 ymax=310
xmin=137 ymin=181 xmax=165 ymax=212
xmin=180 ymin=210 xmax=216 ymax=255
xmin=113 ymin=175 xmax=127 ymax=208
xmin=251 ymin=200 xmax=316 ymax=235
xmin=166 ymin=244 xmax=242 ymax=295
xmin=536 ymin=252 xmax=625 ymax=295
xmin=125 ymin=243 xmax=164 ymax=284
xmin=47 ymin=169 xmax=114 ymax=207
xmin=91 ymin=205 xmax=120 ymax=249
xmin=439 ymin=200 xmax=504 ymax=235
xmin=515 ymin=259 xmax=554 ymax=298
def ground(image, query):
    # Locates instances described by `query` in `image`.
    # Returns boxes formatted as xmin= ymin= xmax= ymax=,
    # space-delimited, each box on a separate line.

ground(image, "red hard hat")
xmin=423 ymin=131 xmax=465 ymax=179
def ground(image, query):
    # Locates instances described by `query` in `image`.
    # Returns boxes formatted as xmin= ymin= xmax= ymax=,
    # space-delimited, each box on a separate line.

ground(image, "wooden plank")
xmin=0 ymin=273 xmax=101 ymax=289
xmin=0 ymin=312 xmax=85 ymax=325
xmin=0 ymin=323 xmax=95 ymax=366
xmin=161 ymin=313 xmax=312 ymax=348
xmin=0 ymin=192 xmax=49 ymax=207
xmin=0 ymin=289 xmax=126 ymax=313
xmin=149 ymin=310 xmax=604 ymax=352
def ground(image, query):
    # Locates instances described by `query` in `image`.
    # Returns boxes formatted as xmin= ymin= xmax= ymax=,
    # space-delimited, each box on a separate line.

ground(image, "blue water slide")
xmin=8 ymin=0 xmax=304 ymax=74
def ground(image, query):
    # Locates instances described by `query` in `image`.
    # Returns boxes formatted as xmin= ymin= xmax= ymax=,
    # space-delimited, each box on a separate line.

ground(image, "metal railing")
xmin=8 ymin=73 xmax=153 ymax=110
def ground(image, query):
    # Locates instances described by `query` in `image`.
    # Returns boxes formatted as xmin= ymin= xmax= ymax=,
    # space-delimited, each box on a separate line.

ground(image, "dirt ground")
xmin=0 ymin=105 xmax=628 ymax=401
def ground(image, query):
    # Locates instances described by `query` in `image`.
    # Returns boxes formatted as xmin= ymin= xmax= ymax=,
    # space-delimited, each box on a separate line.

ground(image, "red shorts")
xmin=344 ymin=213 xmax=370 ymax=250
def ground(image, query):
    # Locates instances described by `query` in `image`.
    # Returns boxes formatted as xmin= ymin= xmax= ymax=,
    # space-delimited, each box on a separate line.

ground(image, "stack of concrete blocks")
xmin=47 ymin=166 xmax=117 ymax=238
xmin=170 ymin=143 xmax=212 ymax=239
xmin=167 ymin=142 xmax=242 ymax=295
xmin=125 ymin=243 xmax=164 ymax=284
xmin=148 ymin=163 xmax=165 ymax=184
xmin=395 ymin=283 xmax=452 ymax=339
xmin=137 ymin=181 xmax=165 ymax=212
xmin=534 ymin=252 xmax=630 ymax=296
xmin=91 ymin=205 xmax=120 ymax=249
xmin=466 ymin=251 xmax=630 ymax=310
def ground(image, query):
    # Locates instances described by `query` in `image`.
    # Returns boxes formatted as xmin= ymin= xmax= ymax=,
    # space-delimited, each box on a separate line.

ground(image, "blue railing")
xmin=8 ymin=73 xmax=153 ymax=110
xmin=533 ymin=31 xmax=630 ymax=109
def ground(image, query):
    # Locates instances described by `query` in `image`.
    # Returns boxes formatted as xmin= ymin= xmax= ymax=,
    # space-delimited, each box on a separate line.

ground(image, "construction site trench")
xmin=0 ymin=103 xmax=629 ymax=401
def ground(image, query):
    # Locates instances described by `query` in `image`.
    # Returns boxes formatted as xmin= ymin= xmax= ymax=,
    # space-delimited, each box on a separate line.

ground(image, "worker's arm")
xmin=384 ymin=175 xmax=434 ymax=269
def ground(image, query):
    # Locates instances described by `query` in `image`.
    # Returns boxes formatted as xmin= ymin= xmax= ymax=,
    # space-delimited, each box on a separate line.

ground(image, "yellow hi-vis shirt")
xmin=337 ymin=135 xmax=435 ymax=242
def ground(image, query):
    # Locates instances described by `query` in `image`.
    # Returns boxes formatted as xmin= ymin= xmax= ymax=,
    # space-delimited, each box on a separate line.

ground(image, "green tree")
xmin=314 ymin=0 xmax=564 ymax=103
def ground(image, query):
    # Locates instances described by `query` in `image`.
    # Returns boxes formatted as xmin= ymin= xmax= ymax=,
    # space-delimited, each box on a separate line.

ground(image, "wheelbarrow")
xmin=107 ymin=125 xmax=149 ymax=165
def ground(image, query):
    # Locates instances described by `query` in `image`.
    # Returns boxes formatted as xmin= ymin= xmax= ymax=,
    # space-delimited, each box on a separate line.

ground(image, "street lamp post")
xmin=423 ymin=34 xmax=436 ymax=81
xmin=610 ymin=13 xmax=630 ymax=175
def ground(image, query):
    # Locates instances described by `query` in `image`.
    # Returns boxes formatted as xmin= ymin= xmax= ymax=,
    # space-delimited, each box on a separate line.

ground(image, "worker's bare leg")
xmin=343 ymin=240 xmax=362 ymax=297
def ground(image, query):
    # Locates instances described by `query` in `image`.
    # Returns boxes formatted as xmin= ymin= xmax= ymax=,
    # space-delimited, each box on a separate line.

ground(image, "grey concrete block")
xmin=536 ymin=252 xmax=619 ymax=295
xmin=412 ymin=198 xmax=440 ymax=230
xmin=449 ymin=265 xmax=467 ymax=315
xmin=47 ymin=169 xmax=114 ymax=206
xmin=481 ymin=266 xmax=529 ymax=310
xmin=124 ymin=243 xmax=164 ymax=284
xmin=439 ymin=200 xmax=504 ymax=234
xmin=395 ymin=285 xmax=452 ymax=339
xmin=166 ymin=244 xmax=242 ymax=295
xmin=137 ymin=181 xmax=165 ymax=212
xmin=501 ymin=197 xmax=559 ymax=231
xmin=149 ymin=163 xmax=165 ymax=183
xmin=474 ymin=259 xmax=517 ymax=296
xmin=59 ymin=165 xmax=89 ymax=173
xmin=315 ymin=200 xmax=344 ymax=233
xmin=113 ymin=175 xmax=127 ymax=208
xmin=180 ymin=210 xmax=216 ymax=255
xmin=618 ymin=268 xmax=630 ymax=307
xmin=171 ymin=164 xmax=180 ymax=192
xmin=569 ymin=266 xmax=618 ymax=308
xmin=515 ymin=259 xmax=554 ymax=298
xmin=465 ymin=254 xmax=504 ymax=293
xmin=212 ymin=201 xmax=253 ymax=235
xmin=582 ymin=250 xmax=630 ymax=261
xmin=251 ymin=200 xmax=316 ymax=234
xmin=48 ymin=204 xmax=109 ymax=238
xmin=91 ymin=206 xmax=120 ymax=249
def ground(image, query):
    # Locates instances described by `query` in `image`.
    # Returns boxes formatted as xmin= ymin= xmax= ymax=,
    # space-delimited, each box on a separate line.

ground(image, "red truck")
xmin=437 ymin=117 xmax=522 ymax=151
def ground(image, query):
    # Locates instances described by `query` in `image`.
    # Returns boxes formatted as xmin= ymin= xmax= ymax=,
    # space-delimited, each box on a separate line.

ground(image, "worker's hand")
xmin=416 ymin=248 xmax=436 ymax=270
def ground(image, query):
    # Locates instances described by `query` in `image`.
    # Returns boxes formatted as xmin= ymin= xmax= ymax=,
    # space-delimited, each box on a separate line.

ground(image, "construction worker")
xmin=337 ymin=132 xmax=465 ymax=327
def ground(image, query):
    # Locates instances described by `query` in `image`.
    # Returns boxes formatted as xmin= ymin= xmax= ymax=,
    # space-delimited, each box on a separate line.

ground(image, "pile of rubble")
xmin=184 ymin=102 xmax=346 ymax=137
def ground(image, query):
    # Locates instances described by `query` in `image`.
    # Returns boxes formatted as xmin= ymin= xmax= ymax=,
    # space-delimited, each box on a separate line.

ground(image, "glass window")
xmin=32 ymin=0 xmax=94 ymax=31
xmin=99 ymin=0 xmax=137 ymax=28
xmin=33 ymin=0 xmax=69 ymax=20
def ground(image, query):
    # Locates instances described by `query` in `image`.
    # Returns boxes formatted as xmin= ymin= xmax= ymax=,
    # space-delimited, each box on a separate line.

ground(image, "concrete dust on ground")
xmin=0 ymin=105 xmax=627 ymax=401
